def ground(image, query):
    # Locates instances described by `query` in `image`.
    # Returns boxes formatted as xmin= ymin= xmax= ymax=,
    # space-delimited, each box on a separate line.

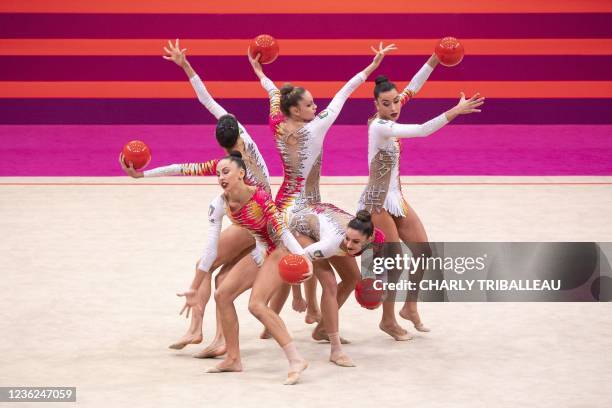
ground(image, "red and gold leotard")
xmin=197 ymin=186 xmax=305 ymax=271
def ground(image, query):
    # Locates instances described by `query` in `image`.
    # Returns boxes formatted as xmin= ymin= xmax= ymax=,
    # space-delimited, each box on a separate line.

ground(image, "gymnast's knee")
xmin=248 ymin=298 xmax=266 ymax=318
xmin=320 ymin=278 xmax=339 ymax=299
xmin=214 ymin=287 xmax=232 ymax=306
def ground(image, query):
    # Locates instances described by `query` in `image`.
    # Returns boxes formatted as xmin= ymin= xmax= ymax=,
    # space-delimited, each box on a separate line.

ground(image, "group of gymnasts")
xmin=119 ymin=39 xmax=484 ymax=384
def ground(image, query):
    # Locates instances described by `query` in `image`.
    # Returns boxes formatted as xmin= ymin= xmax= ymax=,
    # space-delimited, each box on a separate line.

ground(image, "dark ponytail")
xmin=373 ymin=75 xmax=397 ymax=99
xmin=216 ymin=114 xmax=240 ymax=148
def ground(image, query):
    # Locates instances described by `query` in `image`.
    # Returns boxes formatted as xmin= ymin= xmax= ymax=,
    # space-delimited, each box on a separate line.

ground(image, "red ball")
xmin=122 ymin=140 xmax=151 ymax=170
xmin=355 ymin=278 xmax=383 ymax=310
xmin=249 ymin=34 xmax=279 ymax=64
xmin=435 ymin=37 xmax=464 ymax=67
xmin=278 ymin=254 xmax=309 ymax=284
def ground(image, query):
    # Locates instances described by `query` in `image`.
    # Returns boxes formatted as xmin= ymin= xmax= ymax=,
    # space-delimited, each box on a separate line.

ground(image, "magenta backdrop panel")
xmin=1 ymin=125 xmax=611 ymax=176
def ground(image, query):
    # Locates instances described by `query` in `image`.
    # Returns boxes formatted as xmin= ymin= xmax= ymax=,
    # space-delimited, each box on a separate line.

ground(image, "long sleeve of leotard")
xmin=197 ymin=194 xmax=226 ymax=272
xmin=370 ymin=113 xmax=448 ymax=140
xmin=302 ymin=234 xmax=343 ymax=261
xmin=143 ymin=160 xmax=218 ymax=177
xmin=189 ymin=74 xmax=228 ymax=119
xmin=281 ymin=229 xmax=306 ymax=255
xmin=327 ymin=71 xmax=367 ymax=114
xmin=309 ymin=71 xmax=366 ymax=136
xmin=399 ymin=63 xmax=434 ymax=105
xmin=260 ymin=76 xmax=282 ymax=118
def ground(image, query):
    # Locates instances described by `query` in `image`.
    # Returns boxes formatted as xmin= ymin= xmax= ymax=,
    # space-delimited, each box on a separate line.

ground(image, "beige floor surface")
xmin=1 ymin=176 xmax=611 ymax=407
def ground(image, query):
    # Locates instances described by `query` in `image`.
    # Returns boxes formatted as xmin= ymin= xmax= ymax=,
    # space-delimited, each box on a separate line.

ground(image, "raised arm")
xmin=362 ymin=42 xmax=398 ymax=78
xmin=163 ymin=39 xmax=228 ymax=119
xmin=373 ymin=92 xmax=485 ymax=139
xmin=188 ymin=75 xmax=229 ymax=119
xmin=248 ymin=51 xmax=282 ymax=120
xmin=399 ymin=54 xmax=440 ymax=104
xmin=312 ymin=43 xmax=397 ymax=134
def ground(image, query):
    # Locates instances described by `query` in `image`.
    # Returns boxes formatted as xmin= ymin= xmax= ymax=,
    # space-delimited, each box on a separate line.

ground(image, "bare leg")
xmin=193 ymin=306 xmax=227 ymax=358
xmin=263 ymin=235 xmax=320 ymax=331
xmin=329 ymin=256 xmax=360 ymax=308
xmin=304 ymin=277 xmax=321 ymax=324
xmin=290 ymin=236 xmax=328 ymax=341
xmin=395 ymin=204 xmax=432 ymax=332
xmin=248 ymin=249 xmax=308 ymax=385
xmin=260 ymin=283 xmax=291 ymax=339
xmin=193 ymin=266 xmax=229 ymax=358
xmin=371 ymin=210 xmax=411 ymax=341
xmin=293 ymin=235 xmax=321 ymax=324
xmin=207 ymin=255 xmax=259 ymax=373
xmin=313 ymin=259 xmax=355 ymax=367
xmin=170 ymin=225 xmax=254 ymax=350
xmin=214 ymin=224 xmax=257 ymax=266
xmin=312 ymin=256 xmax=359 ymax=344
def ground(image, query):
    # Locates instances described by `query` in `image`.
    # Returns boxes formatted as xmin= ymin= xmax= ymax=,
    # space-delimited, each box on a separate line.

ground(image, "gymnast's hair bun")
xmin=279 ymin=83 xmax=306 ymax=117
xmin=280 ymin=83 xmax=295 ymax=95
xmin=374 ymin=75 xmax=390 ymax=85
xmin=347 ymin=210 xmax=375 ymax=243
xmin=228 ymin=150 xmax=243 ymax=159
xmin=355 ymin=210 xmax=372 ymax=223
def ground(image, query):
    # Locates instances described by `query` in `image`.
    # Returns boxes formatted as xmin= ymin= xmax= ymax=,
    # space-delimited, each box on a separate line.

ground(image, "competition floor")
xmin=1 ymin=176 xmax=611 ymax=407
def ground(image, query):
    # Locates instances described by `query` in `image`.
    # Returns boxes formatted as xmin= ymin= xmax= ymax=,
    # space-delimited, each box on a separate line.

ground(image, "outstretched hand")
xmin=371 ymin=42 xmax=398 ymax=67
xmin=176 ymin=289 xmax=202 ymax=319
xmin=163 ymin=39 xmax=187 ymax=66
xmin=455 ymin=92 xmax=485 ymax=115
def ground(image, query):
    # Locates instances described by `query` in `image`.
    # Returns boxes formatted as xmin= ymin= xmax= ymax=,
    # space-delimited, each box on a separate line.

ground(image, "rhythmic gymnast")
xmin=120 ymin=39 xmax=272 ymax=356
xmin=290 ymin=206 xmax=384 ymax=366
xmin=357 ymin=56 xmax=485 ymax=340
xmin=248 ymin=42 xmax=396 ymax=340
xmin=177 ymin=151 xmax=313 ymax=384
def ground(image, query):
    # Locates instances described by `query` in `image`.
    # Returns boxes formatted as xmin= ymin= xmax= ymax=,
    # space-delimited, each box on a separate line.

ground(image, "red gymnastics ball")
xmin=279 ymin=254 xmax=309 ymax=284
xmin=249 ymin=34 xmax=280 ymax=64
xmin=435 ymin=37 xmax=464 ymax=67
xmin=355 ymin=278 xmax=383 ymax=310
xmin=122 ymin=140 xmax=151 ymax=170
